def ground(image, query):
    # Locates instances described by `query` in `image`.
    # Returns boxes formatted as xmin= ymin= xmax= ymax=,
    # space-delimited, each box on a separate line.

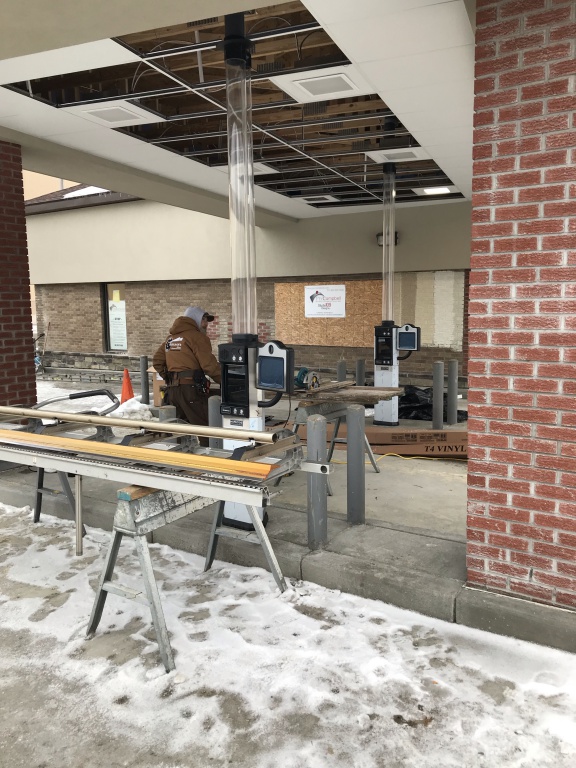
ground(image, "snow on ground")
xmin=1 ymin=502 xmax=575 ymax=768
xmin=35 ymin=380 xmax=154 ymax=421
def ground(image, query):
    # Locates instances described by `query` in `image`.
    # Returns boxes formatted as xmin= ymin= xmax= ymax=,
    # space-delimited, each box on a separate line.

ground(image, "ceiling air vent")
xmin=365 ymin=147 xmax=429 ymax=163
xmin=270 ymin=65 xmax=374 ymax=104
xmin=297 ymin=73 xmax=355 ymax=98
xmin=188 ymin=18 xmax=219 ymax=26
xmin=60 ymin=99 xmax=165 ymax=127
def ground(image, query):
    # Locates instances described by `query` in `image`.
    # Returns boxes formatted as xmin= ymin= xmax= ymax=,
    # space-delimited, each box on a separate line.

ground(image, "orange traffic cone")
xmin=121 ymin=368 xmax=134 ymax=403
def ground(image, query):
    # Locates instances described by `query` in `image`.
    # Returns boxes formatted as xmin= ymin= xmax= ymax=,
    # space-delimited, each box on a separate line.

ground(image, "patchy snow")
xmin=1 ymin=501 xmax=575 ymax=767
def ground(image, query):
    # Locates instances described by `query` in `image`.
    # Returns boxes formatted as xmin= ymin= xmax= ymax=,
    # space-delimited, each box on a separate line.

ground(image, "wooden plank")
xmin=298 ymin=386 xmax=402 ymax=407
xmin=0 ymin=429 xmax=271 ymax=481
xmin=117 ymin=485 xmax=159 ymax=502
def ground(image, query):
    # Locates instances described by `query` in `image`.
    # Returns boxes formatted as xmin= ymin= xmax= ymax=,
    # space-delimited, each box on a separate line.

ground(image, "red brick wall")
xmin=469 ymin=0 xmax=576 ymax=607
xmin=0 ymin=141 xmax=35 ymax=406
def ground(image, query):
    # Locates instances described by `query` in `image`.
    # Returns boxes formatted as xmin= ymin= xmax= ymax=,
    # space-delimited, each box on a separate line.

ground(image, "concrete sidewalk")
xmin=1 ymin=437 xmax=574 ymax=655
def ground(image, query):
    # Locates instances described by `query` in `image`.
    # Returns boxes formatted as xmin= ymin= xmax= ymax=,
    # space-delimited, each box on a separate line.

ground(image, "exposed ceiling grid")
xmin=0 ymin=0 xmax=473 ymax=215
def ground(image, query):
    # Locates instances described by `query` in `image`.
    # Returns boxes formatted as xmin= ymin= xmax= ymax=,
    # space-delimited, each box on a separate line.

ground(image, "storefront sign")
xmin=305 ymin=285 xmax=346 ymax=318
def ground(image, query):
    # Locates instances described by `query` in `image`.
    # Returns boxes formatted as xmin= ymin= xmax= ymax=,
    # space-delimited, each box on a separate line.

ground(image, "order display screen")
xmin=258 ymin=356 xmax=285 ymax=391
xmin=397 ymin=331 xmax=418 ymax=350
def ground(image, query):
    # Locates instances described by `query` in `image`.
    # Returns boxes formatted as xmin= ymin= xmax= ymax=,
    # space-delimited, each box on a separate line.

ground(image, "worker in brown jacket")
xmin=153 ymin=306 xmax=221 ymax=443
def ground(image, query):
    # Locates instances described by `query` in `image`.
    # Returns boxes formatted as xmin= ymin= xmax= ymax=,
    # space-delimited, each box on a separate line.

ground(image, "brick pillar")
xmin=468 ymin=0 xmax=576 ymax=608
xmin=0 ymin=141 xmax=36 ymax=406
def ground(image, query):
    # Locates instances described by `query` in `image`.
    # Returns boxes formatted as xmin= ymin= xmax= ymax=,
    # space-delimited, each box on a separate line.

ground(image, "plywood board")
xmin=275 ymin=280 xmax=382 ymax=347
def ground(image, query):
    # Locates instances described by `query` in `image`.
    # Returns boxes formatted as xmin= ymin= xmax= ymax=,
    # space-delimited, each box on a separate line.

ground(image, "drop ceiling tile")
xmin=360 ymin=45 xmax=474 ymax=90
xmin=0 ymin=91 xmax=99 ymax=137
xmin=381 ymin=79 xmax=473 ymax=115
xmin=420 ymin=142 xmax=473 ymax=160
xmin=0 ymin=40 xmax=140 ymax=85
xmin=409 ymin=125 xmax=473 ymax=148
xmin=324 ymin=3 xmax=474 ymax=64
xmin=397 ymin=106 xmax=473 ymax=131
xmin=303 ymin=0 xmax=456 ymax=25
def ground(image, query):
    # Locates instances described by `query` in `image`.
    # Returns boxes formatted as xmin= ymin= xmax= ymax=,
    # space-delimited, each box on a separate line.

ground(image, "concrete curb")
xmin=455 ymin=586 xmax=576 ymax=654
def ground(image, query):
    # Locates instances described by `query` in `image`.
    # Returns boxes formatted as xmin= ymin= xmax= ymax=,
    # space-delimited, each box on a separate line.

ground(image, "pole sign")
xmin=305 ymin=285 xmax=346 ymax=318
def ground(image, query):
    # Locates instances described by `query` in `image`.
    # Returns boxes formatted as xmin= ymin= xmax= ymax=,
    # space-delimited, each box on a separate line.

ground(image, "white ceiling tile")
xmin=0 ymin=90 xmax=99 ymax=137
xmin=396 ymin=106 xmax=473 ymax=131
xmin=382 ymin=79 xmax=473 ymax=115
xmin=361 ymin=45 xmax=474 ymax=91
xmin=303 ymin=0 xmax=457 ymax=25
xmin=325 ymin=3 xmax=474 ymax=64
xmin=409 ymin=125 xmax=473 ymax=147
xmin=0 ymin=40 xmax=140 ymax=86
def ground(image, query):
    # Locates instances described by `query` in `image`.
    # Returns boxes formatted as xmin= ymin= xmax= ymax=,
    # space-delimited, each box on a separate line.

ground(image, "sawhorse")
xmin=87 ymin=485 xmax=286 ymax=672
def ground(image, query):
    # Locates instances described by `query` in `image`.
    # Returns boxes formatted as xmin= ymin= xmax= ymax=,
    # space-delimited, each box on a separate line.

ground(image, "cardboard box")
xmin=372 ymin=441 xmax=467 ymax=458
xmin=366 ymin=427 xmax=467 ymax=445
xmin=147 ymin=366 xmax=165 ymax=407
xmin=321 ymin=423 xmax=467 ymax=445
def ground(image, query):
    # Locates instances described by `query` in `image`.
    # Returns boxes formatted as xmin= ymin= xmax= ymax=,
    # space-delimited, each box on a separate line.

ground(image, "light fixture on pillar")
xmin=376 ymin=232 xmax=399 ymax=247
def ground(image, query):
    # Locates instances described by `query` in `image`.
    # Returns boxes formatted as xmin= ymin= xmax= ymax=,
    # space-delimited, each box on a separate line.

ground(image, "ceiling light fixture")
xmin=412 ymin=185 xmax=458 ymax=196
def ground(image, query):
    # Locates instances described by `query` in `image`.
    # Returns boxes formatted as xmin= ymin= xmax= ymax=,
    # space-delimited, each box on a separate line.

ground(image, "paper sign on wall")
xmin=305 ymin=285 xmax=346 ymax=318
xmin=108 ymin=300 xmax=127 ymax=350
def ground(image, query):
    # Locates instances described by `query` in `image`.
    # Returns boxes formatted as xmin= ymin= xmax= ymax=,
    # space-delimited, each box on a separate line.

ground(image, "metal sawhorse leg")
xmin=204 ymin=501 xmax=287 ymax=593
xmin=33 ymin=468 xmax=86 ymax=555
xmin=87 ymin=525 xmax=176 ymax=672
xmin=326 ymin=416 xmax=380 ymax=473
xmin=87 ymin=486 xmax=214 ymax=673
xmin=87 ymin=486 xmax=286 ymax=672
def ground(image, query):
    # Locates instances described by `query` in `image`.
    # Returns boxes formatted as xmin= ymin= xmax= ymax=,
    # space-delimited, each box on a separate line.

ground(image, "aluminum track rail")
xmin=0 ymin=443 xmax=269 ymax=507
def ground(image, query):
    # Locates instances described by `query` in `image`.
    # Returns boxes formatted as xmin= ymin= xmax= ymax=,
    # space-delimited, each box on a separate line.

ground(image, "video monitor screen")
xmin=224 ymin=364 xmax=249 ymax=406
xmin=258 ymin=356 xmax=285 ymax=391
xmin=397 ymin=331 xmax=417 ymax=350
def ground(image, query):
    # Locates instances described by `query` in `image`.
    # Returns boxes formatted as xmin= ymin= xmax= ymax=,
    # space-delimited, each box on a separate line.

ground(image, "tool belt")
xmin=166 ymin=369 xmax=210 ymax=394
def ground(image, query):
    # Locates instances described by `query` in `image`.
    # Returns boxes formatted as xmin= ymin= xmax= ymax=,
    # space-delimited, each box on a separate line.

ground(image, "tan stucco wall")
xmin=23 ymin=171 xmax=77 ymax=201
xmin=27 ymin=200 xmax=471 ymax=284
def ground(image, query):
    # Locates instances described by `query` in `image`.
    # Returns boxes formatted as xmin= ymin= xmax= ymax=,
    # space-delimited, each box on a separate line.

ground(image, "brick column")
xmin=0 ymin=141 xmax=36 ymax=406
xmin=468 ymin=0 xmax=576 ymax=608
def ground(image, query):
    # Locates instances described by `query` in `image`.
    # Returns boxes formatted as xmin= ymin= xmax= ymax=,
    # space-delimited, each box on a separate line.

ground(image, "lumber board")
xmin=0 ymin=429 xmax=271 ymax=481
xmin=298 ymin=386 xmax=402 ymax=406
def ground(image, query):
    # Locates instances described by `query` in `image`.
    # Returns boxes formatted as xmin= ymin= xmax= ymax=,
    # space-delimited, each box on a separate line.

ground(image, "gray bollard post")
xmin=307 ymin=414 xmax=328 ymax=550
xmin=447 ymin=359 xmax=459 ymax=425
xmin=432 ymin=361 xmax=445 ymax=429
xmin=140 ymin=355 xmax=149 ymax=405
xmin=355 ymin=358 xmax=366 ymax=387
xmin=208 ymin=396 xmax=223 ymax=450
xmin=336 ymin=359 xmax=347 ymax=382
xmin=346 ymin=404 xmax=365 ymax=525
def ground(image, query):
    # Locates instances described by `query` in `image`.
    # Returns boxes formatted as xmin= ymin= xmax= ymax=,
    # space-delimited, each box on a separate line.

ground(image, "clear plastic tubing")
xmin=226 ymin=57 xmax=257 ymax=337
xmin=381 ymin=163 xmax=396 ymax=323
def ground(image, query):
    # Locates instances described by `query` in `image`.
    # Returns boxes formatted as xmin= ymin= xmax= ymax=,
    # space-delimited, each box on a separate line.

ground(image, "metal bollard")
xmin=447 ymin=359 xmax=459 ymax=425
xmin=208 ymin=396 xmax=223 ymax=450
xmin=140 ymin=355 xmax=150 ymax=405
xmin=355 ymin=358 xmax=366 ymax=387
xmin=336 ymin=360 xmax=347 ymax=382
xmin=307 ymin=414 xmax=328 ymax=550
xmin=432 ymin=361 xmax=445 ymax=430
xmin=346 ymin=404 xmax=365 ymax=525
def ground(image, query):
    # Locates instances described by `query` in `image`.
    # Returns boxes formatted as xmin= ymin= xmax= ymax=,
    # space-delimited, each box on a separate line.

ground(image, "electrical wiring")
xmin=282 ymin=395 xmax=292 ymax=429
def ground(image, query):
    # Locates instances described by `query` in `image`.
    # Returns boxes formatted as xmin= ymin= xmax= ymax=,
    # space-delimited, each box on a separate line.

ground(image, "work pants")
xmin=165 ymin=383 xmax=209 ymax=446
